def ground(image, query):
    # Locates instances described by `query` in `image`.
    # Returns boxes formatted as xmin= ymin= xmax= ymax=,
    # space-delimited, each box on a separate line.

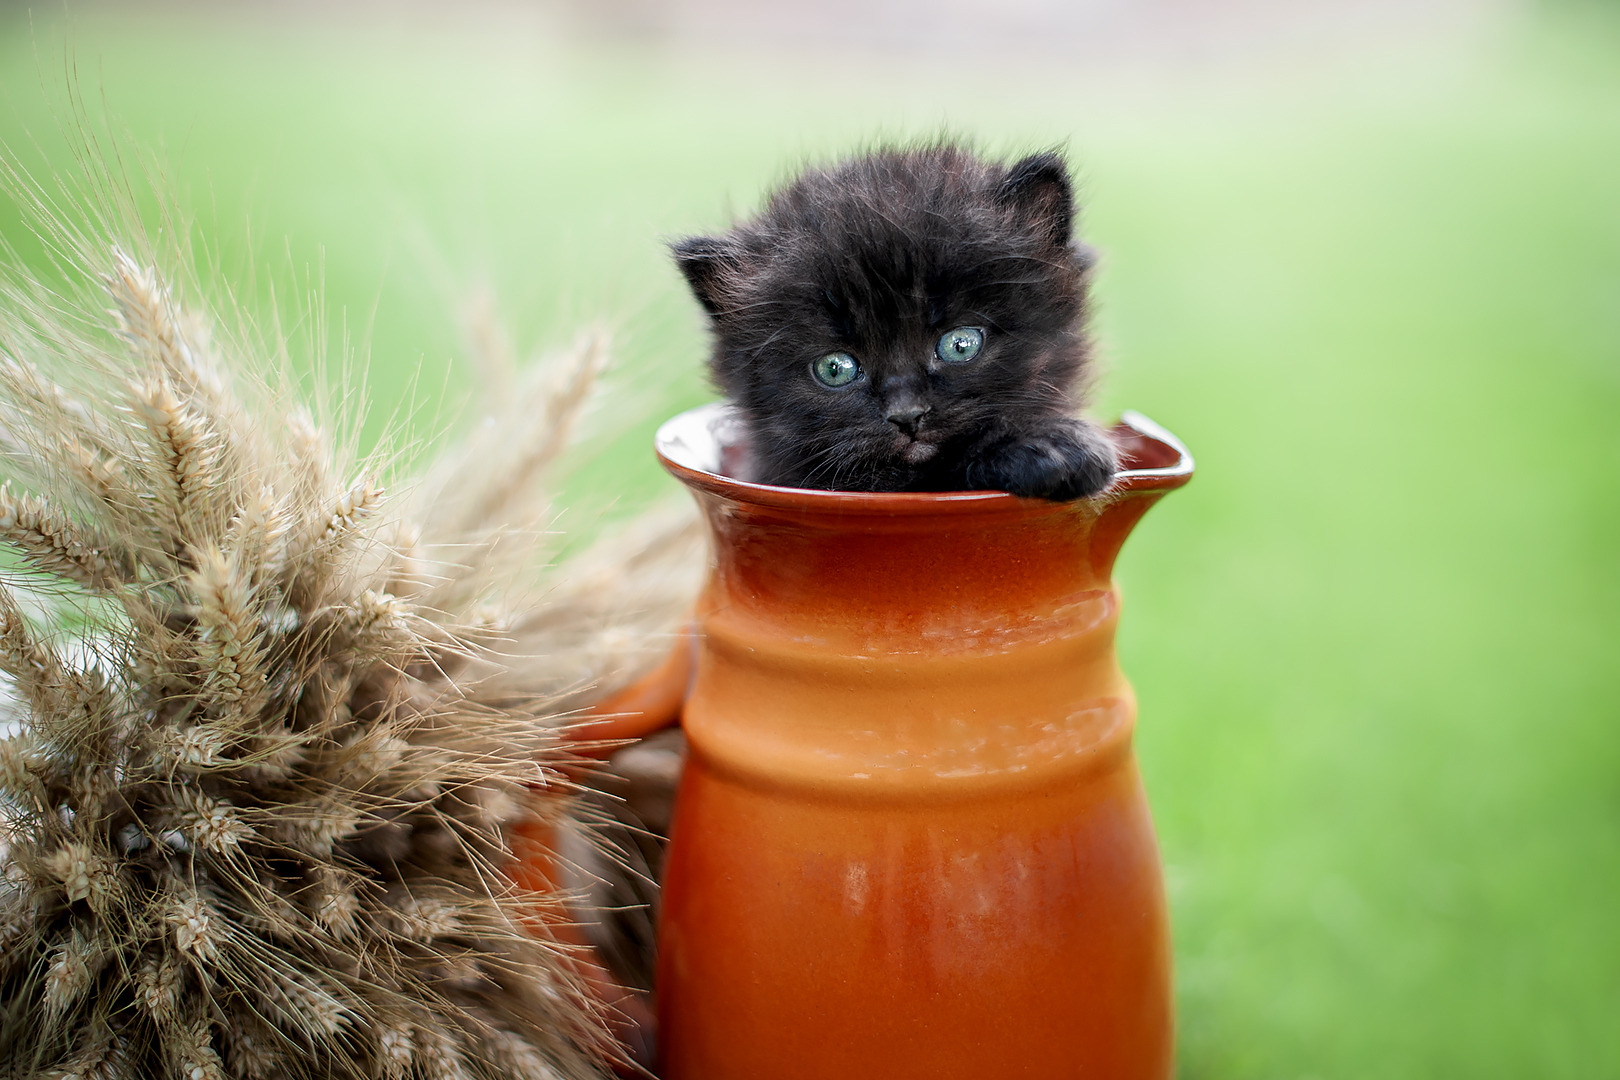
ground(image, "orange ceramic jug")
xmin=651 ymin=405 xmax=1193 ymax=1080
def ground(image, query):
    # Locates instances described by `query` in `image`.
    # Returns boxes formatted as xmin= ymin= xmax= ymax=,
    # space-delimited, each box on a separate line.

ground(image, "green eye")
xmin=811 ymin=352 xmax=862 ymax=388
xmin=937 ymin=326 xmax=985 ymax=364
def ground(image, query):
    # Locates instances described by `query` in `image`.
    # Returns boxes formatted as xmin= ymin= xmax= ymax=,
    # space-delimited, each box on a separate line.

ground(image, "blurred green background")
xmin=2 ymin=2 xmax=1616 ymax=1075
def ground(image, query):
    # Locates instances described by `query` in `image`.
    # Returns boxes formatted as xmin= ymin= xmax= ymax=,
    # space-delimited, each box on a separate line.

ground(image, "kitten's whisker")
xmin=746 ymin=325 xmax=793 ymax=359
xmin=798 ymin=436 xmax=887 ymax=490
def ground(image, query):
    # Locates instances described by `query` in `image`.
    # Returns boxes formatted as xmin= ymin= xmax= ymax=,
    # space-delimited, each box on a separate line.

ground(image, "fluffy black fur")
xmin=672 ymin=143 xmax=1118 ymax=498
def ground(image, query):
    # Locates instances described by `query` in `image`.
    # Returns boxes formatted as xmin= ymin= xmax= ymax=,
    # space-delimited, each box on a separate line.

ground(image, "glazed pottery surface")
xmin=654 ymin=404 xmax=1192 ymax=1080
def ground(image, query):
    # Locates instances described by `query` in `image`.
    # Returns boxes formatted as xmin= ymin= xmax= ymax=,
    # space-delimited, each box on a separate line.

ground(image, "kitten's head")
xmin=672 ymin=144 xmax=1095 ymax=491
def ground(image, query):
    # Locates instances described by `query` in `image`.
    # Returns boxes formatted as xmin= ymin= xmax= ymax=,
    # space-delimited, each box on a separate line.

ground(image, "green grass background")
xmin=2 ymin=5 xmax=1617 ymax=1076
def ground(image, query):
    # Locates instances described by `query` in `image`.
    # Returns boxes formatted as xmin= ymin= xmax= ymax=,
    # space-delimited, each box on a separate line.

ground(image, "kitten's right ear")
xmin=671 ymin=235 xmax=740 ymax=317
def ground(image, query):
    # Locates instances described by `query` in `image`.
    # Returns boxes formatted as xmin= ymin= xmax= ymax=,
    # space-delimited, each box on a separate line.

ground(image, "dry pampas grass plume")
xmin=0 ymin=147 xmax=702 ymax=1079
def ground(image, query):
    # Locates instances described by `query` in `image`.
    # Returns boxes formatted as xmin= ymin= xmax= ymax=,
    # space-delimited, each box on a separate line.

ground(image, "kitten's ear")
xmin=997 ymin=153 xmax=1074 ymax=247
xmin=671 ymin=235 xmax=740 ymax=317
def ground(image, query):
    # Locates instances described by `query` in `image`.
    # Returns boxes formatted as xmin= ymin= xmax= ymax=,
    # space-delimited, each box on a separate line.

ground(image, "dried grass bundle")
xmin=0 ymin=154 xmax=701 ymax=1079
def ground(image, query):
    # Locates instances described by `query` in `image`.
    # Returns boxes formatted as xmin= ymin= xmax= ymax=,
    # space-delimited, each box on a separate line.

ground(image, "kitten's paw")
xmin=967 ymin=421 xmax=1119 ymax=500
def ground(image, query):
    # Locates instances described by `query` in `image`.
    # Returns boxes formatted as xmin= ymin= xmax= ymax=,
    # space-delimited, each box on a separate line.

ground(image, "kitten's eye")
xmin=936 ymin=326 xmax=985 ymax=364
xmin=811 ymin=352 xmax=863 ymax=388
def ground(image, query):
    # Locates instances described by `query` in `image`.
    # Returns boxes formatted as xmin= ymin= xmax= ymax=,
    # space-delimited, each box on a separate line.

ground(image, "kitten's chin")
xmin=901 ymin=440 xmax=939 ymax=465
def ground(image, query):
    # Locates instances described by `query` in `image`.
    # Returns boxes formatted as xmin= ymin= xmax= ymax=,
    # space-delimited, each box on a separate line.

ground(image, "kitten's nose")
xmin=885 ymin=400 xmax=930 ymax=435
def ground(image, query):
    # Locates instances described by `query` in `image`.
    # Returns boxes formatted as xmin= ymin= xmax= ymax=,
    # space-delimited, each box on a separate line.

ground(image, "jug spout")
xmin=1090 ymin=411 xmax=1196 ymax=579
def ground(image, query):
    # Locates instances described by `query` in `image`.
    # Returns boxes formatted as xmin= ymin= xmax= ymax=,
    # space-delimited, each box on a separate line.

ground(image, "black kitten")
xmin=672 ymin=143 xmax=1118 ymax=499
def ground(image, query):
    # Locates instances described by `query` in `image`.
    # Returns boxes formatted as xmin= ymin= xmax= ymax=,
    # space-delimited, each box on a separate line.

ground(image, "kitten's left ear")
xmin=671 ymin=235 xmax=741 ymax=317
xmin=997 ymin=153 xmax=1074 ymax=247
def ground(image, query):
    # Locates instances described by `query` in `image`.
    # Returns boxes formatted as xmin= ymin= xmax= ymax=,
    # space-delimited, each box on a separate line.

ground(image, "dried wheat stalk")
xmin=0 ymin=179 xmax=701 ymax=1077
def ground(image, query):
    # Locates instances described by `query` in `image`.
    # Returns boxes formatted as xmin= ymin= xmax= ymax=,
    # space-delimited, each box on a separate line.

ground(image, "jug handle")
xmin=566 ymin=624 xmax=696 ymax=758
xmin=516 ymin=629 xmax=695 ymax=1071
xmin=506 ymin=818 xmax=658 ymax=1073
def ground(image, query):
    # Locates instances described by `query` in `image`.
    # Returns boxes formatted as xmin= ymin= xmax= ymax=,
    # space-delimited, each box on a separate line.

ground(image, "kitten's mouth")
xmin=900 ymin=439 xmax=939 ymax=465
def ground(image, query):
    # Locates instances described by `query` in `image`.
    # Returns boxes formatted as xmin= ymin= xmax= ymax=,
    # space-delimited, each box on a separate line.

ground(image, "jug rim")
xmin=655 ymin=402 xmax=1193 ymax=511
